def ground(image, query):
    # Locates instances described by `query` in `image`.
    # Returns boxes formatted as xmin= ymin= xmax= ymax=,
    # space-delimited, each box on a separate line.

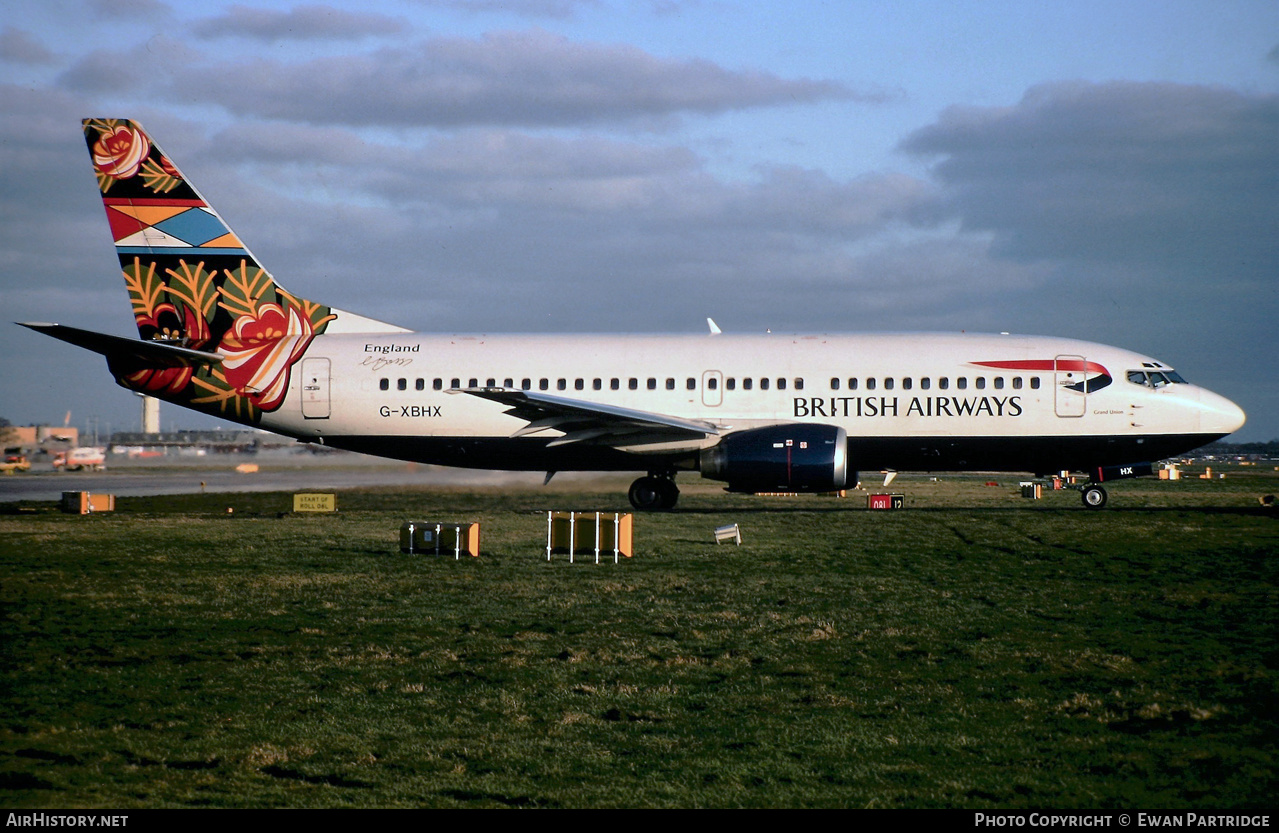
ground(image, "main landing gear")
xmin=628 ymin=472 xmax=680 ymax=511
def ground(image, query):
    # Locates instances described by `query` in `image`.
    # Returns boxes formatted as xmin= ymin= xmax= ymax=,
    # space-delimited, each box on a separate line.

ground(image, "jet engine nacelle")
xmin=700 ymin=424 xmax=850 ymax=493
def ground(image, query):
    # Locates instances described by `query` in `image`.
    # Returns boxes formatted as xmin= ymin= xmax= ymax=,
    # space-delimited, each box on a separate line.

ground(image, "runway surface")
xmin=0 ymin=451 xmax=563 ymax=503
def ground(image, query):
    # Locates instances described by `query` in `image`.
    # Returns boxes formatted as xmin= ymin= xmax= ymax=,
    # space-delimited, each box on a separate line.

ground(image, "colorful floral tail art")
xmin=83 ymin=119 xmax=336 ymax=422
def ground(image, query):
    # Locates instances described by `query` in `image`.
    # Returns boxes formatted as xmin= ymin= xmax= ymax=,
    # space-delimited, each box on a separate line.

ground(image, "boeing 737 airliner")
xmin=21 ymin=120 xmax=1246 ymax=509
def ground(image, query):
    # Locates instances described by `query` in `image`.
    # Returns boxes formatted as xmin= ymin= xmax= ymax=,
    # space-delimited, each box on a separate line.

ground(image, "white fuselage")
xmin=257 ymin=330 xmax=1244 ymax=476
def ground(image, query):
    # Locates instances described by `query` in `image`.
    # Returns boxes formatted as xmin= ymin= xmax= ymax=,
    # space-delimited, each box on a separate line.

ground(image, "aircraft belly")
xmin=847 ymin=432 xmax=1225 ymax=473
xmin=322 ymin=435 xmax=693 ymax=472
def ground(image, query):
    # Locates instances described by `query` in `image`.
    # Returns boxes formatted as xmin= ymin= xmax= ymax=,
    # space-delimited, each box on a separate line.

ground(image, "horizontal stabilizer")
xmin=18 ymin=322 xmax=224 ymax=367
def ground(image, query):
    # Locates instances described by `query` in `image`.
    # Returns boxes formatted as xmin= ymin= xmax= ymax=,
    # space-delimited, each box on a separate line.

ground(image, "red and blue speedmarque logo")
xmin=971 ymin=360 xmax=1113 ymax=393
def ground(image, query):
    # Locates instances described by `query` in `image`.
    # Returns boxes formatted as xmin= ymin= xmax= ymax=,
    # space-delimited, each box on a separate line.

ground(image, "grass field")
xmin=2 ymin=467 xmax=1276 ymax=808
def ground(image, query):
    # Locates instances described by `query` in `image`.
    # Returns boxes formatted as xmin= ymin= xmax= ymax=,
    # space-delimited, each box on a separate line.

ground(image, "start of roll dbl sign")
xmin=293 ymin=493 xmax=337 ymax=512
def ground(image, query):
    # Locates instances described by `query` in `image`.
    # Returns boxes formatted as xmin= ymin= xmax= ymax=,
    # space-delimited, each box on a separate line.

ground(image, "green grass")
xmin=1 ymin=469 xmax=1276 ymax=808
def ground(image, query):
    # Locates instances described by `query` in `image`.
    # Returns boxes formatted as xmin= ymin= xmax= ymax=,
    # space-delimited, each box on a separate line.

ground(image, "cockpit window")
xmin=1127 ymin=369 xmax=1187 ymax=387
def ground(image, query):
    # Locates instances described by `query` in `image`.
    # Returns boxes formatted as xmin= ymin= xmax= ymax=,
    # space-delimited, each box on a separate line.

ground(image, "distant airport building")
xmin=1 ymin=424 xmax=80 ymax=451
xmin=109 ymin=429 xmax=293 ymax=455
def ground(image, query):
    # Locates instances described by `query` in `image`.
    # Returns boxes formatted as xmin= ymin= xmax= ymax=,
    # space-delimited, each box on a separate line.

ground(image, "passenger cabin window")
xmin=743 ymin=378 xmax=753 ymax=390
xmin=415 ymin=379 xmax=425 ymax=391
xmin=830 ymin=377 xmax=840 ymax=391
xmin=686 ymin=378 xmax=696 ymax=391
xmin=379 ymin=378 xmax=389 ymax=391
xmin=847 ymin=378 xmax=858 ymax=391
xmin=866 ymin=378 xmax=876 ymax=391
xmin=760 ymin=378 xmax=770 ymax=391
xmin=726 ymin=378 xmax=736 ymax=391
xmin=975 ymin=377 xmax=986 ymax=390
xmin=883 ymin=378 xmax=894 ymax=391
xmin=397 ymin=378 xmax=407 ymax=391
xmin=902 ymin=378 xmax=912 ymax=391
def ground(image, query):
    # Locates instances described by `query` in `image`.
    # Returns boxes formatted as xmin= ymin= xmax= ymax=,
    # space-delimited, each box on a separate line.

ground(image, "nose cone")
xmin=1197 ymin=388 xmax=1246 ymax=437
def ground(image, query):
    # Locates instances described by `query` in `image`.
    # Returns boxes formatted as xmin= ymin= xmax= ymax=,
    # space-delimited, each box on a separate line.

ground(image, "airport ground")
xmin=0 ymin=447 xmax=558 ymax=504
xmin=1 ymin=458 xmax=1275 ymax=808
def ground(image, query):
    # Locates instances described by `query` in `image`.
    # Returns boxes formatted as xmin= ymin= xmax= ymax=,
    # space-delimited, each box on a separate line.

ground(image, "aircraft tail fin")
xmin=72 ymin=119 xmax=406 ymax=421
xmin=82 ymin=118 xmax=407 ymax=345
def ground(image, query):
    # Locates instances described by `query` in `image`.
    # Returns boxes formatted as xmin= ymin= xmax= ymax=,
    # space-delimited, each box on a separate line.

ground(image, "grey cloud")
xmin=0 ymin=27 xmax=56 ymax=64
xmin=59 ymin=37 xmax=204 ymax=94
xmin=646 ymin=1 xmax=701 ymax=18
xmin=362 ymin=131 xmax=706 ymax=211
xmin=89 ymin=0 xmax=172 ymax=21
xmin=170 ymin=29 xmax=862 ymax=128
xmin=900 ymin=81 xmax=1279 ymax=279
xmin=204 ymin=122 xmax=933 ymax=247
xmin=58 ymin=50 xmax=148 ymax=93
xmin=413 ymin=0 xmax=603 ymax=19
xmin=204 ymin=123 xmax=382 ymax=167
xmin=0 ymin=84 xmax=138 ymax=427
xmin=0 ymin=85 xmax=102 ymax=217
xmin=191 ymin=4 xmax=410 ymax=42
xmin=209 ymin=124 xmax=699 ymax=180
xmin=163 ymin=122 xmax=1005 ymax=338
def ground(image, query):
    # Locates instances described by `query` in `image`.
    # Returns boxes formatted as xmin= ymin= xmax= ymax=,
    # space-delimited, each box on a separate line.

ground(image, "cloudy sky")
xmin=2 ymin=0 xmax=1276 ymax=443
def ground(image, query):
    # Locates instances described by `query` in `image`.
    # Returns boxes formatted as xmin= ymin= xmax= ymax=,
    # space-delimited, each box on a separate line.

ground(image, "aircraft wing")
xmin=453 ymin=387 xmax=726 ymax=450
xmin=19 ymin=322 xmax=224 ymax=367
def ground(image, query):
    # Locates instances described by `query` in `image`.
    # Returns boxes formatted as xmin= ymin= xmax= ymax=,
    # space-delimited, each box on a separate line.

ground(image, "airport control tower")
xmin=141 ymin=395 xmax=160 ymax=435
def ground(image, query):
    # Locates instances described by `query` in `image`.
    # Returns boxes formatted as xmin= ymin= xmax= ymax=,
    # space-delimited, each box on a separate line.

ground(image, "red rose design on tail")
xmin=218 ymin=302 xmax=317 ymax=412
xmin=92 ymin=124 xmax=150 ymax=181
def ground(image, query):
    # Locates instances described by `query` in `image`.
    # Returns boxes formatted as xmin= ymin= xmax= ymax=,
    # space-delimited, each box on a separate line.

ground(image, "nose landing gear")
xmin=1080 ymin=483 xmax=1108 ymax=509
xmin=628 ymin=472 xmax=680 ymax=510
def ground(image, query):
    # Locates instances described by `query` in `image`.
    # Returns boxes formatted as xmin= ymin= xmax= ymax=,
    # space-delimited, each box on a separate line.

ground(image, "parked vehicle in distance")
xmin=0 ymin=454 xmax=31 ymax=475
xmin=53 ymin=447 xmax=107 ymax=471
